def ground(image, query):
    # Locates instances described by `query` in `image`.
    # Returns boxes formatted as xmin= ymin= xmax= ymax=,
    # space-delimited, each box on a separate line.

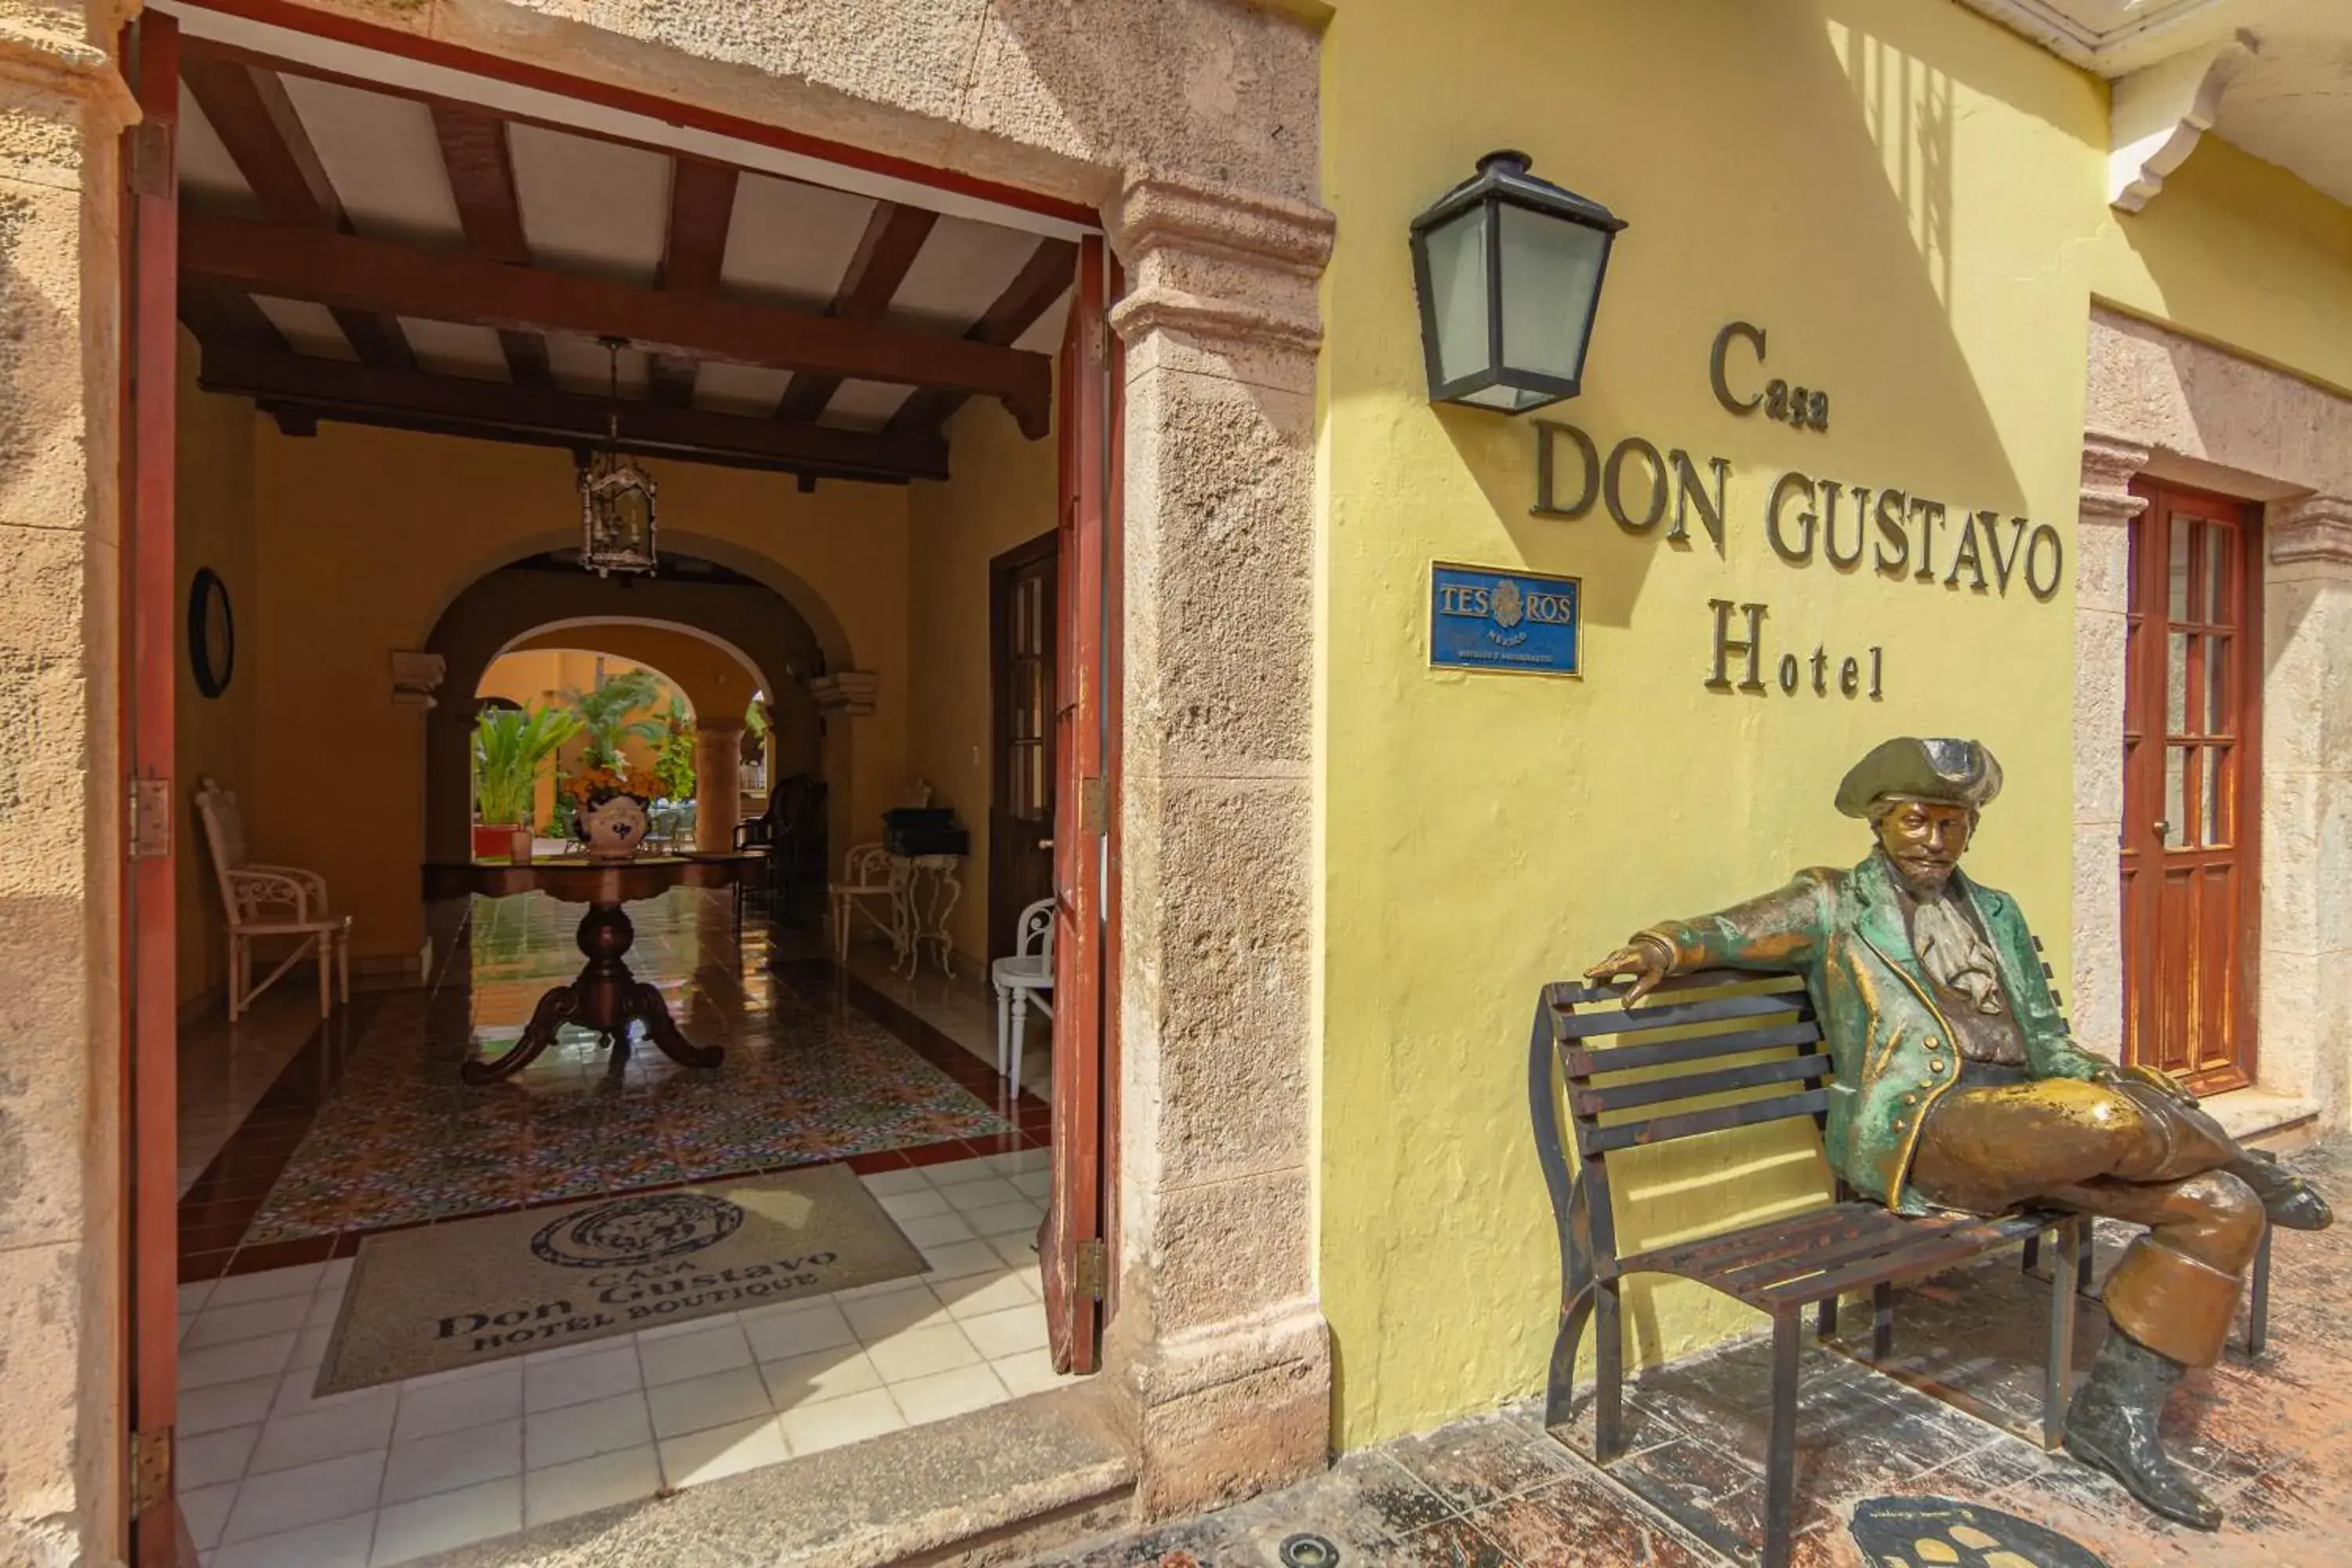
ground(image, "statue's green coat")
xmin=1645 ymin=849 xmax=2108 ymax=1214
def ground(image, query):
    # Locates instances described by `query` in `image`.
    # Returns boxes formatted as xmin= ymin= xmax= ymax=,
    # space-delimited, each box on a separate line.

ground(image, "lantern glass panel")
xmin=1419 ymin=205 xmax=1491 ymax=387
xmin=1498 ymin=201 xmax=1609 ymax=386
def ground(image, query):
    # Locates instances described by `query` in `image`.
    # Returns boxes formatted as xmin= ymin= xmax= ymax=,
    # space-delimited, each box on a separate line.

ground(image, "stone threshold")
xmin=415 ymin=1383 xmax=1135 ymax=1568
xmin=2205 ymin=1083 xmax=2322 ymax=1149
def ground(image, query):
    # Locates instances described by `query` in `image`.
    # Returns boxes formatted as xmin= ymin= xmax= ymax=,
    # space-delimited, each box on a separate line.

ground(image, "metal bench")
xmin=1527 ymin=969 xmax=2092 ymax=1568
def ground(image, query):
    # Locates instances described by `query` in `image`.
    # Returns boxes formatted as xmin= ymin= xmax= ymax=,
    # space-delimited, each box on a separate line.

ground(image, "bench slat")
xmin=1550 ymin=971 xmax=1806 ymax=1010
xmin=1616 ymin=1202 xmax=1873 ymax=1279
xmin=1712 ymin=1213 xmax=1980 ymax=1295
xmin=1581 ymin=1087 xmax=1828 ymax=1155
xmin=1572 ymin=1052 xmax=1831 ymax=1116
xmin=1562 ymin=1019 xmax=1824 ymax=1079
xmin=1754 ymin=1213 xmax=2050 ymax=1307
xmin=1553 ymin=989 xmax=1813 ymax=1040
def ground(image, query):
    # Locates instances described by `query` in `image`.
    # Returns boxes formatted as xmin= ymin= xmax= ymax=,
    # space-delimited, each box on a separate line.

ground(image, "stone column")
xmin=692 ymin=715 xmax=746 ymax=851
xmin=810 ymin=670 xmax=877 ymax=873
xmin=0 ymin=9 xmax=137 ymax=1564
xmin=1105 ymin=172 xmax=1335 ymax=1516
xmin=2262 ymin=495 xmax=2352 ymax=1129
xmin=2070 ymin=433 xmax=2151 ymax=1058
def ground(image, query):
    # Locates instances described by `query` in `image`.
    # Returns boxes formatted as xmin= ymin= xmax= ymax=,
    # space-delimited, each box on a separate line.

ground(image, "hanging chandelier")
xmin=579 ymin=336 xmax=659 ymax=577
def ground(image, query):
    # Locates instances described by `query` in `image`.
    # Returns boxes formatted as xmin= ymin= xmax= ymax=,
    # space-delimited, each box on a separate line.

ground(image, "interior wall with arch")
xmin=201 ymin=402 xmax=909 ymax=975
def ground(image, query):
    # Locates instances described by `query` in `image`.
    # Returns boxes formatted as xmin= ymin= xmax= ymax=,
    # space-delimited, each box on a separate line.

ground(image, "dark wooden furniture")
xmin=734 ymin=773 xmax=823 ymax=921
xmin=445 ymin=852 xmax=760 ymax=1085
xmin=1528 ymin=970 xmax=2090 ymax=1568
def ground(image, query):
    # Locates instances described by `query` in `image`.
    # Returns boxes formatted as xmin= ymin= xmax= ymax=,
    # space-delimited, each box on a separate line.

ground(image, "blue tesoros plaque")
xmin=1429 ymin=564 xmax=1581 ymax=675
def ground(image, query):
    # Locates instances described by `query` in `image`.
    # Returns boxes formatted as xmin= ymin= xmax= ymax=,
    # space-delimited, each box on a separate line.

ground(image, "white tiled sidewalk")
xmin=175 ymin=1151 xmax=1079 ymax=1567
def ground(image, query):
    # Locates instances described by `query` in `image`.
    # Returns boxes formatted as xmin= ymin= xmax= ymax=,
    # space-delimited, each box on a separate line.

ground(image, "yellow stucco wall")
xmin=2091 ymin=133 xmax=2352 ymax=398
xmin=175 ymin=333 xmax=260 ymax=1006
xmin=232 ymin=415 xmax=910 ymax=970
xmin=906 ymin=394 xmax=1059 ymax=965
xmin=1317 ymin=0 xmax=2116 ymax=1446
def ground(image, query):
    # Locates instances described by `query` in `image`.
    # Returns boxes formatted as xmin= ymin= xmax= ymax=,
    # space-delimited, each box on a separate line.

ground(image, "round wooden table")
xmin=441 ymin=852 xmax=761 ymax=1085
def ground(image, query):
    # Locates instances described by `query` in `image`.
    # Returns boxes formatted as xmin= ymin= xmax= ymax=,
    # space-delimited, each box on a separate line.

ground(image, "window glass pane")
xmin=1420 ymin=208 xmax=1490 ymax=387
xmin=1498 ymin=204 xmax=1606 ymax=383
xmin=2164 ymin=747 xmax=2187 ymax=848
xmin=2201 ymin=748 xmax=2227 ymax=848
xmin=2207 ymin=526 xmax=2231 ymax=626
xmin=2206 ymin=637 xmax=2230 ymax=737
xmin=2166 ymin=632 xmax=2188 ymax=733
xmin=2168 ymin=514 xmax=2191 ymax=621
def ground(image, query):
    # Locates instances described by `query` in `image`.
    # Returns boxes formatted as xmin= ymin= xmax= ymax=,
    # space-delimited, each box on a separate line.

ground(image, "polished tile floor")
xmin=179 ymin=891 xmax=1051 ymax=1280
xmin=176 ymin=1150 xmax=1077 ymax=1568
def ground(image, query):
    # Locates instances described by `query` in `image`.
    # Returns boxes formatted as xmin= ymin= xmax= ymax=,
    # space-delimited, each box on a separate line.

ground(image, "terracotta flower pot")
xmin=472 ymin=823 xmax=514 ymax=860
xmin=506 ymin=826 xmax=535 ymax=865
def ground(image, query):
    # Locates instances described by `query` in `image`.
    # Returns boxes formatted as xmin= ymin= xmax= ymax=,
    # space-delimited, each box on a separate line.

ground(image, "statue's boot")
xmin=2225 ymin=1149 xmax=2332 ymax=1232
xmin=2063 ymin=1328 xmax=2223 ymax=1531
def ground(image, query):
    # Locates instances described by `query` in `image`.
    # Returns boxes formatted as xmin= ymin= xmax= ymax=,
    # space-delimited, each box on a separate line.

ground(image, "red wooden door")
xmin=2122 ymin=480 xmax=2262 ymax=1094
xmin=125 ymin=12 xmax=187 ymax=1562
xmin=989 ymin=533 xmax=1058 ymax=964
xmin=1040 ymin=236 xmax=1109 ymax=1374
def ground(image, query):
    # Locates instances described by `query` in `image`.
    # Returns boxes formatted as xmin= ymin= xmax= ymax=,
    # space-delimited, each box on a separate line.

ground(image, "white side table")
xmin=888 ymin=853 xmax=964 ymax=978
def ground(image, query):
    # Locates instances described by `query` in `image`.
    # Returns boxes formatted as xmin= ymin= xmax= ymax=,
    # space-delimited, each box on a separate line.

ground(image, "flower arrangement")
xmin=563 ymin=764 xmax=655 ymax=813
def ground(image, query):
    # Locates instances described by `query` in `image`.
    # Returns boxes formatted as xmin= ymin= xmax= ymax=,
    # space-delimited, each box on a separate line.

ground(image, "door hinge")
xmin=128 ymin=775 xmax=171 ymax=859
xmin=1080 ymin=777 xmax=1108 ymax=837
xmin=1086 ymin=316 xmax=1109 ymax=368
xmin=129 ymin=1426 xmax=171 ymax=1515
xmin=1076 ymin=1239 xmax=1108 ymax=1301
xmin=127 ymin=121 xmax=174 ymax=200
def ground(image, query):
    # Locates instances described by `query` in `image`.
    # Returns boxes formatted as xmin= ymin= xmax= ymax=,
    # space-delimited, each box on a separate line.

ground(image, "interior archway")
xmin=423 ymin=552 xmax=838 ymax=871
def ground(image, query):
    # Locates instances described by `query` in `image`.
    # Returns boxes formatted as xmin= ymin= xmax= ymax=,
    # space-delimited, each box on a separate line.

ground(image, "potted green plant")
xmin=471 ymin=703 xmax=583 ymax=861
xmin=564 ymin=668 xmax=667 ymax=773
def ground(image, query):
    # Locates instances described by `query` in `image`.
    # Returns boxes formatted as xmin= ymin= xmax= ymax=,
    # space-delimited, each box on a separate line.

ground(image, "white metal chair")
xmin=992 ymin=896 xmax=1055 ymax=1083
xmin=826 ymin=842 xmax=898 ymax=965
xmin=193 ymin=777 xmax=350 ymax=1021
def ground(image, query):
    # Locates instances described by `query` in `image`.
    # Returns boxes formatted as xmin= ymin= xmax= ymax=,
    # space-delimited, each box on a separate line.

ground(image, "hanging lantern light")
xmin=580 ymin=336 xmax=659 ymax=577
xmin=1410 ymin=151 xmax=1627 ymax=413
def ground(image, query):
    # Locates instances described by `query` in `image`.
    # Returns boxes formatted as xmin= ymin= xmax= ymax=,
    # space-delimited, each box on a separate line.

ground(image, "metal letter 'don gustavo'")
xmin=1429 ymin=563 xmax=1581 ymax=676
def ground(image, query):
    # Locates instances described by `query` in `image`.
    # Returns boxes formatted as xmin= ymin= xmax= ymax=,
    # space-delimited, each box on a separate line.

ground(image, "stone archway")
xmin=423 ymin=558 xmax=844 ymax=870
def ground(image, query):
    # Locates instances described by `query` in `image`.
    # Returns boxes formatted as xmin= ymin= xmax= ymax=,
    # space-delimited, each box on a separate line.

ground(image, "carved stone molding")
xmin=0 ymin=17 xmax=140 ymax=129
xmin=2078 ymin=432 xmax=2153 ymax=525
xmin=808 ymin=670 xmax=878 ymax=717
xmin=2270 ymin=495 xmax=2352 ymax=567
xmin=2108 ymin=31 xmax=2258 ymax=212
xmin=390 ymin=651 xmax=447 ymax=710
xmin=1109 ymin=172 xmax=1334 ymax=356
xmin=693 ymin=714 xmax=746 ymax=736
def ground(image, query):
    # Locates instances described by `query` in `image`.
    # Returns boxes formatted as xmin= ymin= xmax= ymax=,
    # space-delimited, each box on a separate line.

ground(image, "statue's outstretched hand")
xmin=1584 ymin=938 xmax=1671 ymax=1006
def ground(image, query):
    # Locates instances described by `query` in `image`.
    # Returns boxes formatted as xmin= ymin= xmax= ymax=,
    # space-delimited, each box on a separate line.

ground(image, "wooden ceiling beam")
xmin=181 ymin=213 xmax=1054 ymax=434
xmin=427 ymin=101 xmax=551 ymax=387
xmin=886 ymin=237 xmax=1076 ymax=437
xmin=773 ymin=201 xmax=938 ymax=424
xmin=178 ymin=281 xmax=287 ymax=354
xmin=197 ymin=343 xmax=949 ymax=481
xmin=180 ymin=55 xmax=416 ymax=372
xmin=649 ymin=159 xmax=740 ymax=408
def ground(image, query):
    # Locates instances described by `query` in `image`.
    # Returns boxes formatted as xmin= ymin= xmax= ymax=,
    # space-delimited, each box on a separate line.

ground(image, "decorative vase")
xmin=506 ymin=826 xmax=534 ymax=865
xmin=578 ymin=795 xmax=649 ymax=862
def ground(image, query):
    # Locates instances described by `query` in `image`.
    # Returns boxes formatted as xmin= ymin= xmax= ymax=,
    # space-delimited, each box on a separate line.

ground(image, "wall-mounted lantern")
xmin=1410 ymin=151 xmax=1626 ymax=414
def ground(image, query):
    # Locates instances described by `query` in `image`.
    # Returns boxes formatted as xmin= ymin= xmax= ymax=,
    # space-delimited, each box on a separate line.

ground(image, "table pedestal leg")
xmin=461 ymin=901 xmax=724 ymax=1083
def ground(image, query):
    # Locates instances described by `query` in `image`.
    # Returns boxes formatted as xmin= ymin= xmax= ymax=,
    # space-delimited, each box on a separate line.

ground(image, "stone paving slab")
xmin=1036 ymin=1141 xmax=2352 ymax=1567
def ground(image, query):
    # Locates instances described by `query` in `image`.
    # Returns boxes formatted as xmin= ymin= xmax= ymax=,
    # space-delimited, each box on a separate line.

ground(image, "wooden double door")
xmin=2121 ymin=479 xmax=2262 ymax=1094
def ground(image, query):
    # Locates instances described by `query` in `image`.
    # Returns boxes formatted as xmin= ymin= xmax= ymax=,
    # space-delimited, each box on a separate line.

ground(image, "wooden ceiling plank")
xmin=426 ymin=101 xmax=551 ymax=387
xmin=774 ymin=200 xmax=938 ymax=423
xmin=650 ymin=159 xmax=740 ymax=408
xmin=177 ymin=282 xmax=288 ymax=354
xmin=182 ymin=214 xmax=1054 ymax=433
xmin=198 ymin=343 xmax=949 ymax=481
xmin=884 ymin=237 xmax=1077 ymax=437
xmin=181 ymin=55 xmax=416 ymax=372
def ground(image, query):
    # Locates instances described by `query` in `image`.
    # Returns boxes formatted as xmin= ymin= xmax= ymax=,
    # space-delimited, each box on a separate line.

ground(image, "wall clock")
xmin=188 ymin=567 xmax=234 ymax=699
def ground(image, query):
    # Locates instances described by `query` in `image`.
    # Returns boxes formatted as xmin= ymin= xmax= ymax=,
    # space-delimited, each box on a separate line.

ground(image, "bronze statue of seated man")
xmin=1587 ymin=736 xmax=2329 ymax=1531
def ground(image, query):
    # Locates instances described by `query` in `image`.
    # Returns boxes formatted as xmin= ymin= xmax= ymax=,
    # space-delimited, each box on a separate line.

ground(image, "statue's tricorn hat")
xmin=1835 ymin=737 xmax=2004 ymax=818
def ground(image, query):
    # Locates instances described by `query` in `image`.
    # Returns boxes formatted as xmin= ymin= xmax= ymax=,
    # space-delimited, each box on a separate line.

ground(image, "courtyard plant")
xmin=565 ymin=668 xmax=668 ymax=772
xmin=472 ymin=703 xmax=583 ymax=829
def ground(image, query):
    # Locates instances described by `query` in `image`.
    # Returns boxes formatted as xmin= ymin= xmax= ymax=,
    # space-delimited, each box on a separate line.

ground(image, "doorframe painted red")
xmin=2121 ymin=476 xmax=2263 ymax=1095
xmin=124 ymin=11 xmax=186 ymax=1562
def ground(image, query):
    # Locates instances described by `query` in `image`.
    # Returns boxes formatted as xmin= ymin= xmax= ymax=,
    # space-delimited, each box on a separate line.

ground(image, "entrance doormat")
xmin=315 ymin=1164 xmax=927 ymax=1394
